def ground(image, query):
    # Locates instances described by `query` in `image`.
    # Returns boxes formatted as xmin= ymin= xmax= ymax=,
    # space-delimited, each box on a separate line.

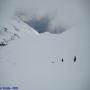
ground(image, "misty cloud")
xmin=25 ymin=16 xmax=50 ymax=33
xmin=17 ymin=14 xmax=67 ymax=34
xmin=0 ymin=0 xmax=88 ymax=29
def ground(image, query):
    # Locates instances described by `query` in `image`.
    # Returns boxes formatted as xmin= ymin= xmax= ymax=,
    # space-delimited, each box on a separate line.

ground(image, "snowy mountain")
xmin=0 ymin=15 xmax=68 ymax=47
xmin=0 ymin=19 xmax=88 ymax=90
xmin=0 ymin=17 xmax=40 ymax=46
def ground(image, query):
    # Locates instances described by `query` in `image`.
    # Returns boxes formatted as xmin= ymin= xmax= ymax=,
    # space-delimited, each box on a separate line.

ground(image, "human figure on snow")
xmin=74 ymin=56 xmax=76 ymax=62
xmin=61 ymin=58 xmax=64 ymax=62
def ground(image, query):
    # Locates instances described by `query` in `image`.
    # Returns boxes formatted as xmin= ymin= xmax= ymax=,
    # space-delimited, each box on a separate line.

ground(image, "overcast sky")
xmin=0 ymin=0 xmax=89 ymax=28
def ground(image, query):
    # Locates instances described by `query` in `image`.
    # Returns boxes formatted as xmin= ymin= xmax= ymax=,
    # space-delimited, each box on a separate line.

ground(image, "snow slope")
xmin=0 ymin=17 xmax=39 ymax=46
xmin=0 ymin=19 xmax=89 ymax=90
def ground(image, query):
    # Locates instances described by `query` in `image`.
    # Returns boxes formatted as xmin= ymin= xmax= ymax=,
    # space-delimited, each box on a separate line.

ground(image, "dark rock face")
xmin=0 ymin=42 xmax=7 ymax=46
xmin=0 ymin=25 xmax=19 ymax=47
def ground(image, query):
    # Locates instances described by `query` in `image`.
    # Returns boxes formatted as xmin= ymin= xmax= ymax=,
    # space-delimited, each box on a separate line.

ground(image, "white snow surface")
xmin=0 ymin=18 xmax=89 ymax=90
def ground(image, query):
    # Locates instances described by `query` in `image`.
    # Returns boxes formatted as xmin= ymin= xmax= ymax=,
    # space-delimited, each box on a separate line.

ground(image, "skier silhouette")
xmin=74 ymin=56 xmax=76 ymax=62
xmin=61 ymin=58 xmax=64 ymax=62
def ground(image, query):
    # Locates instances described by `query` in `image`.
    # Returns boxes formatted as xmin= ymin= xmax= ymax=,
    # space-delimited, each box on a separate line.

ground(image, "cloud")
xmin=0 ymin=0 xmax=88 ymax=33
xmin=24 ymin=16 xmax=50 ymax=33
xmin=20 ymin=15 xmax=67 ymax=34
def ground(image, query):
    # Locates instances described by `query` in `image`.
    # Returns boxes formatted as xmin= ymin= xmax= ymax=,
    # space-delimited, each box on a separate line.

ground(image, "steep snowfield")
xmin=0 ymin=20 xmax=89 ymax=90
xmin=0 ymin=17 xmax=39 ymax=46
